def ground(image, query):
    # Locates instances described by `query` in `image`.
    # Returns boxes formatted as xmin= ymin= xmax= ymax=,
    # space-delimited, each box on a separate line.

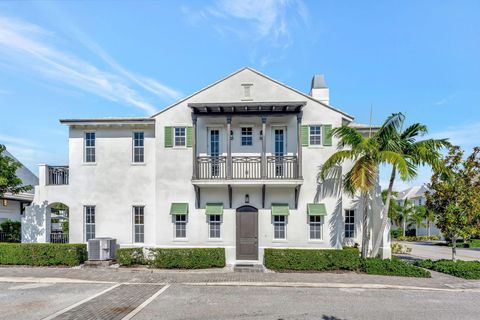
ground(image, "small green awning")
xmin=205 ymin=203 xmax=224 ymax=215
xmin=170 ymin=203 xmax=188 ymax=215
xmin=271 ymin=203 xmax=290 ymax=216
xmin=307 ymin=203 xmax=327 ymax=216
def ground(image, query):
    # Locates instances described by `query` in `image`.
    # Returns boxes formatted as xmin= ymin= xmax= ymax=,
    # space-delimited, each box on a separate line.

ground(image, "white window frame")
xmin=345 ymin=209 xmax=355 ymax=238
xmin=208 ymin=214 xmax=221 ymax=239
xmin=174 ymin=127 xmax=186 ymax=147
xmin=309 ymin=215 xmax=323 ymax=240
xmin=240 ymin=126 xmax=253 ymax=146
xmin=84 ymin=132 xmax=96 ymax=163
xmin=174 ymin=214 xmax=187 ymax=239
xmin=273 ymin=215 xmax=287 ymax=240
xmin=309 ymin=125 xmax=322 ymax=146
xmin=133 ymin=206 xmax=145 ymax=243
xmin=132 ymin=132 xmax=145 ymax=163
xmin=84 ymin=205 xmax=95 ymax=241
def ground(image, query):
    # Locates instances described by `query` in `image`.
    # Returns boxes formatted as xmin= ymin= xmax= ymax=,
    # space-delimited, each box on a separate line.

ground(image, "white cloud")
xmin=182 ymin=0 xmax=309 ymax=65
xmin=429 ymin=122 xmax=480 ymax=150
xmin=0 ymin=134 xmax=35 ymax=147
xmin=0 ymin=16 xmax=180 ymax=114
xmin=434 ymin=94 xmax=456 ymax=106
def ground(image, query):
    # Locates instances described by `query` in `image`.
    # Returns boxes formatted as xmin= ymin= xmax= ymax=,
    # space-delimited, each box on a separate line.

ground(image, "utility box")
xmin=88 ymin=237 xmax=116 ymax=261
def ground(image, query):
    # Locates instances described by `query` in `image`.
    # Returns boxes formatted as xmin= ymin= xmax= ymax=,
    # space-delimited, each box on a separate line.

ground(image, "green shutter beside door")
xmin=186 ymin=126 xmax=193 ymax=148
xmin=164 ymin=126 xmax=173 ymax=148
xmin=323 ymin=124 xmax=333 ymax=146
xmin=301 ymin=125 xmax=309 ymax=146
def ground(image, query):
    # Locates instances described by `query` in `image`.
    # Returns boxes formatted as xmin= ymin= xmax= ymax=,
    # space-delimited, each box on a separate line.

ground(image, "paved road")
xmin=395 ymin=241 xmax=480 ymax=261
xmin=1 ymin=280 xmax=479 ymax=320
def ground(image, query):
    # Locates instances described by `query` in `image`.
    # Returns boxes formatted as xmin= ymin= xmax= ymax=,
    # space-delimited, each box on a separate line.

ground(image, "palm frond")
xmin=319 ymin=150 xmax=357 ymax=181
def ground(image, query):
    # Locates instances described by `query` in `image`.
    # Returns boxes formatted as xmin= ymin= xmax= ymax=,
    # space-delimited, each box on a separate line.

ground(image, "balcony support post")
xmin=226 ymin=116 xmax=233 ymax=179
xmin=261 ymin=116 xmax=267 ymax=179
xmin=296 ymin=112 xmax=303 ymax=179
xmin=228 ymin=184 xmax=232 ymax=208
xmin=192 ymin=114 xmax=198 ymax=179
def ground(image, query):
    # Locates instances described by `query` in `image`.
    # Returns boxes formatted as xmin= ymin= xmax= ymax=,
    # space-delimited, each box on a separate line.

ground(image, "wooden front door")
xmin=236 ymin=206 xmax=258 ymax=260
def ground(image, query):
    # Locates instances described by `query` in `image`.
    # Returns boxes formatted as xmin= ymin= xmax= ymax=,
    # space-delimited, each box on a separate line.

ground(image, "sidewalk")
xmin=1 ymin=265 xmax=479 ymax=291
xmin=394 ymin=241 xmax=480 ymax=261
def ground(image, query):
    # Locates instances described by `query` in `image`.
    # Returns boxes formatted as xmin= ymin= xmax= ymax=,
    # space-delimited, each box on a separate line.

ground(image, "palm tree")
xmin=407 ymin=205 xmax=427 ymax=234
xmin=320 ymin=120 xmax=412 ymax=258
xmin=381 ymin=189 xmax=402 ymax=227
xmin=371 ymin=115 xmax=450 ymax=257
xmin=399 ymin=199 xmax=415 ymax=236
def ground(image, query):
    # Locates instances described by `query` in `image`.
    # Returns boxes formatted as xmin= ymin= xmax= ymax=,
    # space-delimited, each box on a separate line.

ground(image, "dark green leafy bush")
xmin=414 ymin=259 xmax=480 ymax=279
xmin=0 ymin=243 xmax=87 ymax=266
xmin=390 ymin=228 xmax=403 ymax=239
xmin=264 ymin=247 xmax=361 ymax=271
xmin=361 ymin=257 xmax=431 ymax=278
xmin=117 ymin=248 xmax=145 ymax=266
xmin=0 ymin=219 xmax=21 ymax=242
xmin=148 ymin=248 xmax=225 ymax=269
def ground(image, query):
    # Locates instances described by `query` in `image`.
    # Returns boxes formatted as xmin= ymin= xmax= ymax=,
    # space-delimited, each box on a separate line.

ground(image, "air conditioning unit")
xmin=88 ymin=237 xmax=117 ymax=261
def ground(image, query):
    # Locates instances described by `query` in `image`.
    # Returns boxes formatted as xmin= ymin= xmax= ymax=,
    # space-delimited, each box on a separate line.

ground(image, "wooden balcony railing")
xmin=195 ymin=155 xmax=299 ymax=180
xmin=47 ymin=166 xmax=69 ymax=185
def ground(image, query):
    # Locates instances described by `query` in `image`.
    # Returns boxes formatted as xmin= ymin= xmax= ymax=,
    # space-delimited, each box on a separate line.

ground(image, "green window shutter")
xmin=164 ymin=126 xmax=173 ymax=148
xmin=301 ymin=125 xmax=309 ymax=146
xmin=323 ymin=124 xmax=333 ymax=146
xmin=186 ymin=126 xmax=193 ymax=148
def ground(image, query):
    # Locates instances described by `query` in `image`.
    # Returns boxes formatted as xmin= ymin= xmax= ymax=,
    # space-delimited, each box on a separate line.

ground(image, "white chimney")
xmin=310 ymin=75 xmax=329 ymax=105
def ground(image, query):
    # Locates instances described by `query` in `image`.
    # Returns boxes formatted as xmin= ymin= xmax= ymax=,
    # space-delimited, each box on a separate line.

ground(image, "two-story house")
xmin=23 ymin=68 xmax=390 ymax=264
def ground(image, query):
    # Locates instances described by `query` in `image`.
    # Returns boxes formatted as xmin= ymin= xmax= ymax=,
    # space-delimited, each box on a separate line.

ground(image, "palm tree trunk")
xmin=361 ymin=191 xmax=370 ymax=258
xmin=427 ymin=220 xmax=431 ymax=237
xmin=402 ymin=218 xmax=406 ymax=237
xmin=371 ymin=166 xmax=396 ymax=257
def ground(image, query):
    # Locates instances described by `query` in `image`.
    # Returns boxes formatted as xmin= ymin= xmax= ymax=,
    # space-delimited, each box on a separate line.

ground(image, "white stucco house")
xmin=395 ymin=185 xmax=441 ymax=237
xmin=0 ymin=149 xmax=38 ymax=240
xmin=23 ymin=67 xmax=390 ymax=264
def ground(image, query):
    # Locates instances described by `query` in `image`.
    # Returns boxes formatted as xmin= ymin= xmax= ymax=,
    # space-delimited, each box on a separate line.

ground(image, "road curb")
xmin=184 ymin=281 xmax=480 ymax=292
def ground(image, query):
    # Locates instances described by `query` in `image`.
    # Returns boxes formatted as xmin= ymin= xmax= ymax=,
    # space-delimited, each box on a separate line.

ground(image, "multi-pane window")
xmin=241 ymin=127 xmax=253 ymax=146
xmin=309 ymin=216 xmax=323 ymax=240
xmin=133 ymin=132 xmax=144 ymax=163
xmin=209 ymin=215 xmax=221 ymax=238
xmin=345 ymin=209 xmax=355 ymax=238
xmin=273 ymin=215 xmax=286 ymax=239
xmin=84 ymin=132 xmax=96 ymax=162
xmin=309 ymin=126 xmax=322 ymax=145
xmin=174 ymin=127 xmax=186 ymax=147
xmin=174 ymin=215 xmax=187 ymax=238
xmin=133 ymin=206 xmax=144 ymax=243
xmin=84 ymin=206 xmax=95 ymax=241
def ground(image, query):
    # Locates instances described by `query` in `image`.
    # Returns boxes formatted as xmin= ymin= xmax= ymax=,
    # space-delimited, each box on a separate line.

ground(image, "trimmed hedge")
xmin=414 ymin=259 xmax=480 ymax=279
xmin=0 ymin=243 xmax=87 ymax=266
xmin=117 ymin=248 xmax=145 ymax=266
xmin=361 ymin=257 xmax=431 ymax=278
xmin=264 ymin=247 xmax=361 ymax=271
xmin=117 ymin=247 xmax=225 ymax=269
xmin=396 ymin=235 xmax=440 ymax=241
xmin=149 ymin=248 xmax=225 ymax=269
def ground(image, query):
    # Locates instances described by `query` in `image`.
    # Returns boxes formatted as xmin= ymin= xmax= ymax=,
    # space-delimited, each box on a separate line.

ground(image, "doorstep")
xmin=233 ymin=260 xmax=265 ymax=273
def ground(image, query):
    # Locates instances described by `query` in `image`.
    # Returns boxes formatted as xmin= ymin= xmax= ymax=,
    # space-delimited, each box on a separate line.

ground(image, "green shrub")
xmin=396 ymin=235 xmax=440 ymax=242
xmin=361 ymin=257 xmax=431 ymax=278
xmin=117 ymin=248 xmax=146 ymax=266
xmin=0 ymin=243 xmax=87 ymax=266
xmin=264 ymin=247 xmax=361 ymax=271
xmin=0 ymin=220 xmax=21 ymax=242
xmin=390 ymin=228 xmax=403 ymax=239
xmin=391 ymin=243 xmax=412 ymax=254
xmin=147 ymin=248 xmax=225 ymax=269
xmin=414 ymin=259 xmax=480 ymax=279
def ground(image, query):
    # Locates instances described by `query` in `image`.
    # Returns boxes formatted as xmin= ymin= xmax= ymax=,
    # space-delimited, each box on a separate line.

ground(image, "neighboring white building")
xmin=395 ymin=185 xmax=441 ymax=237
xmin=23 ymin=68 xmax=390 ymax=263
xmin=0 ymin=149 xmax=38 ymax=233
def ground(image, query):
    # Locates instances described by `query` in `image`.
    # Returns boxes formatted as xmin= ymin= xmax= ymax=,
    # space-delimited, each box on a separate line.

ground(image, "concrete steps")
xmin=233 ymin=264 xmax=265 ymax=273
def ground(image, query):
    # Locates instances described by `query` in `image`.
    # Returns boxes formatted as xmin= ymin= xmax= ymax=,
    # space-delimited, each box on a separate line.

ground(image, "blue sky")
xmin=0 ymin=1 xmax=479 ymax=190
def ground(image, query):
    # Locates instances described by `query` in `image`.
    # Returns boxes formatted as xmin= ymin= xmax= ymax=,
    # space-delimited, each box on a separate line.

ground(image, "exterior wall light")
xmin=2 ymin=199 xmax=7 ymax=206
xmin=259 ymin=130 xmax=263 ymax=140
xmin=245 ymin=194 xmax=250 ymax=203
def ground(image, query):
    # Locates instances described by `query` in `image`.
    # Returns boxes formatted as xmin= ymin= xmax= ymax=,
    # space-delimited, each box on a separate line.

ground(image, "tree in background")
xmin=427 ymin=146 xmax=480 ymax=261
xmin=0 ymin=144 xmax=32 ymax=197
xmin=399 ymin=199 xmax=416 ymax=237
xmin=0 ymin=219 xmax=21 ymax=242
xmin=407 ymin=204 xmax=427 ymax=233
xmin=371 ymin=114 xmax=449 ymax=257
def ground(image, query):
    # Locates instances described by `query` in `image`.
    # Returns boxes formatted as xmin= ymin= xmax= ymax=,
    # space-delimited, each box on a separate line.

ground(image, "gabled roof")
xmin=1 ymin=149 xmax=38 ymax=198
xmin=150 ymin=67 xmax=354 ymax=120
xmin=60 ymin=117 xmax=154 ymax=126
xmin=395 ymin=185 xmax=430 ymax=200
